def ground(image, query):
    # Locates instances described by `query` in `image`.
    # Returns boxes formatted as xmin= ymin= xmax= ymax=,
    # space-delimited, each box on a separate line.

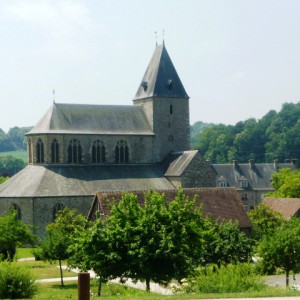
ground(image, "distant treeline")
xmin=191 ymin=102 xmax=300 ymax=164
xmin=0 ymin=127 xmax=32 ymax=152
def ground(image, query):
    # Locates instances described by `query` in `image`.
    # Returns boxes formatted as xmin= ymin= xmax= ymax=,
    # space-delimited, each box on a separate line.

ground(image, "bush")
xmin=184 ymin=263 xmax=266 ymax=293
xmin=0 ymin=261 xmax=37 ymax=299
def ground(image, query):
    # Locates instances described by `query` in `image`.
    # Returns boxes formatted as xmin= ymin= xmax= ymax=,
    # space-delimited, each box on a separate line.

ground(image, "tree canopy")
xmin=191 ymin=102 xmax=300 ymax=163
xmin=69 ymin=190 xmax=206 ymax=292
xmin=267 ymin=168 xmax=300 ymax=198
xmin=258 ymin=218 xmax=300 ymax=287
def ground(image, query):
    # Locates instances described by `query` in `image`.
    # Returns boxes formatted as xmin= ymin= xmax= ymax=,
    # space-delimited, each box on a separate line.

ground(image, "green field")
xmin=0 ymin=149 xmax=27 ymax=162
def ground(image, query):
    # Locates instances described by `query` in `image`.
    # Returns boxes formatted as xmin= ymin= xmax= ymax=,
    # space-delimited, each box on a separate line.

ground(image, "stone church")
xmin=0 ymin=43 xmax=216 ymax=236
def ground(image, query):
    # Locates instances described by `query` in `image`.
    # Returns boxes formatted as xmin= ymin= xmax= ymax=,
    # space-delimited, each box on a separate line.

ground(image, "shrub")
xmin=184 ymin=263 xmax=266 ymax=293
xmin=0 ymin=261 xmax=37 ymax=299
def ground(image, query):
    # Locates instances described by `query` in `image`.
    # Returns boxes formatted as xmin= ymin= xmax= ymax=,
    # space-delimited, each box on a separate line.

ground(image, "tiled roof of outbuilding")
xmin=263 ymin=198 xmax=300 ymax=220
xmin=27 ymin=103 xmax=153 ymax=135
xmin=133 ymin=43 xmax=189 ymax=100
xmin=89 ymin=188 xmax=252 ymax=229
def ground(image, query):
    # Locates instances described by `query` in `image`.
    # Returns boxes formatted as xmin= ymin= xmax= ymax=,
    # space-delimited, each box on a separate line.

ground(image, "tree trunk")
xmin=146 ymin=278 xmax=150 ymax=292
xmin=286 ymin=270 xmax=289 ymax=288
xmin=59 ymin=259 xmax=64 ymax=286
xmin=98 ymin=277 xmax=102 ymax=296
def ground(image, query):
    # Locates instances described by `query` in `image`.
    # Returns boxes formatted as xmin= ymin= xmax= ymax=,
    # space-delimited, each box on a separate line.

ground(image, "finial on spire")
xmin=53 ymin=89 xmax=55 ymax=104
xmin=154 ymin=31 xmax=158 ymax=46
xmin=162 ymin=29 xmax=165 ymax=44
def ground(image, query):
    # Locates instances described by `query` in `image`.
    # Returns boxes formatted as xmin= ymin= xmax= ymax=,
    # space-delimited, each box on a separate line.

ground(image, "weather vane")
xmin=154 ymin=31 xmax=158 ymax=46
xmin=53 ymin=89 xmax=55 ymax=104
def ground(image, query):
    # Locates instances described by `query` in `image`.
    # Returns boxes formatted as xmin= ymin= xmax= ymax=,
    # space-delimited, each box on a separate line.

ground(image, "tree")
xmin=0 ymin=210 xmax=35 ymax=260
xmin=41 ymin=208 xmax=86 ymax=286
xmin=69 ymin=190 xmax=206 ymax=292
xmin=258 ymin=218 xmax=300 ymax=287
xmin=0 ymin=176 xmax=8 ymax=184
xmin=203 ymin=218 xmax=252 ymax=267
xmin=268 ymin=168 xmax=300 ymax=198
xmin=247 ymin=203 xmax=285 ymax=241
xmin=0 ymin=155 xmax=25 ymax=177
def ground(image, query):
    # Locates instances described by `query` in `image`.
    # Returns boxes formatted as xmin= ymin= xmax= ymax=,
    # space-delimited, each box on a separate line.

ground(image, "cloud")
xmin=230 ymin=71 xmax=246 ymax=81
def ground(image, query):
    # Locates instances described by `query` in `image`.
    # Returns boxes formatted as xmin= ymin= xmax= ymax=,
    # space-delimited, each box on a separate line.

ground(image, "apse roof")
xmin=27 ymin=103 xmax=153 ymax=135
xmin=133 ymin=43 xmax=189 ymax=100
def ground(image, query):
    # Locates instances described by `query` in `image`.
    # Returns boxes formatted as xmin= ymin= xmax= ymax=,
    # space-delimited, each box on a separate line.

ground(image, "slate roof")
xmin=133 ymin=43 xmax=189 ymax=100
xmin=88 ymin=188 xmax=252 ymax=230
xmin=263 ymin=198 xmax=300 ymax=220
xmin=164 ymin=150 xmax=198 ymax=176
xmin=0 ymin=164 xmax=175 ymax=197
xmin=28 ymin=103 xmax=153 ymax=135
xmin=212 ymin=161 xmax=297 ymax=190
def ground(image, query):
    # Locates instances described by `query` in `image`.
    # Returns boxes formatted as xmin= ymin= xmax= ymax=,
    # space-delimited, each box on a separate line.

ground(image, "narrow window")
xmin=170 ymin=105 xmax=173 ymax=114
xmin=51 ymin=139 xmax=59 ymax=163
xmin=28 ymin=139 xmax=32 ymax=163
xmin=92 ymin=140 xmax=105 ymax=163
xmin=115 ymin=140 xmax=129 ymax=163
xmin=68 ymin=139 xmax=82 ymax=163
xmin=53 ymin=203 xmax=64 ymax=221
xmin=36 ymin=139 xmax=44 ymax=163
xmin=10 ymin=203 xmax=21 ymax=220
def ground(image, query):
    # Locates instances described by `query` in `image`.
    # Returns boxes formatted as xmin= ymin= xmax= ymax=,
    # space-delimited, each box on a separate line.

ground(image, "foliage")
xmin=0 ymin=155 xmax=25 ymax=176
xmin=0 ymin=176 xmax=8 ymax=184
xmin=6 ymin=127 xmax=32 ymax=150
xmin=203 ymin=218 xmax=252 ymax=267
xmin=0 ymin=210 xmax=35 ymax=261
xmin=190 ymin=121 xmax=213 ymax=148
xmin=184 ymin=263 xmax=266 ymax=294
xmin=41 ymin=208 xmax=86 ymax=286
xmin=0 ymin=261 xmax=37 ymax=299
xmin=258 ymin=217 xmax=300 ymax=287
xmin=193 ymin=102 xmax=300 ymax=163
xmin=69 ymin=190 xmax=206 ymax=292
xmin=268 ymin=168 xmax=300 ymax=198
xmin=248 ymin=203 xmax=285 ymax=241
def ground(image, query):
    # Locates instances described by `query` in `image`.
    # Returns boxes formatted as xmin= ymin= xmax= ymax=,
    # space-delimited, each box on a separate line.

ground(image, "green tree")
xmin=0 ymin=176 xmax=8 ymax=184
xmin=268 ymin=168 xmax=300 ymax=198
xmin=248 ymin=203 xmax=285 ymax=241
xmin=70 ymin=190 xmax=206 ymax=292
xmin=203 ymin=218 xmax=252 ymax=267
xmin=0 ymin=210 xmax=35 ymax=260
xmin=0 ymin=155 xmax=25 ymax=176
xmin=258 ymin=218 xmax=300 ymax=287
xmin=41 ymin=208 xmax=86 ymax=286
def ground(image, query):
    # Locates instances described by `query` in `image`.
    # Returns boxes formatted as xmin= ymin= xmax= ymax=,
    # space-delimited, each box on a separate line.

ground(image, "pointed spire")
xmin=133 ymin=43 xmax=189 ymax=100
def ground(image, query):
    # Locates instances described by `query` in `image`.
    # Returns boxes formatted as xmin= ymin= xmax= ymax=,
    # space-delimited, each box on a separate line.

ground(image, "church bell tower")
xmin=133 ymin=42 xmax=190 ymax=162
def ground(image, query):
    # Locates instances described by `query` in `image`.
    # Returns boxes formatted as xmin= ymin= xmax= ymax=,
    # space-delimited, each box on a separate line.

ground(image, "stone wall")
xmin=0 ymin=195 xmax=93 ymax=237
xmin=27 ymin=134 xmax=155 ymax=165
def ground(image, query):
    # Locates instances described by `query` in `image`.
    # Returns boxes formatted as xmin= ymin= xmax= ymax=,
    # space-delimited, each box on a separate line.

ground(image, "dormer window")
xmin=167 ymin=79 xmax=173 ymax=90
xmin=218 ymin=176 xmax=228 ymax=188
xmin=240 ymin=180 xmax=248 ymax=188
xmin=141 ymin=81 xmax=148 ymax=92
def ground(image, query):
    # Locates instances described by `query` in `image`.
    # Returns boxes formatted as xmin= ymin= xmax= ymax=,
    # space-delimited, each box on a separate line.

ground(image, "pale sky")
xmin=1 ymin=0 xmax=300 ymax=133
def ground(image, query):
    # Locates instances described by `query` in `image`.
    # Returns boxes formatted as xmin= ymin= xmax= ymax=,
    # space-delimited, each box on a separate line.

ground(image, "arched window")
xmin=10 ymin=203 xmax=21 ymax=220
xmin=115 ymin=140 xmax=129 ymax=163
xmin=68 ymin=139 xmax=82 ymax=163
xmin=36 ymin=139 xmax=44 ymax=163
xmin=53 ymin=203 xmax=64 ymax=221
xmin=51 ymin=139 xmax=59 ymax=163
xmin=92 ymin=140 xmax=105 ymax=163
xmin=28 ymin=139 xmax=32 ymax=163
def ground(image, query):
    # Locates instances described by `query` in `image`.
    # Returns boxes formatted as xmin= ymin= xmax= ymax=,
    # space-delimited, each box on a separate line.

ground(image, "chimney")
xmin=274 ymin=159 xmax=278 ymax=170
xmin=249 ymin=159 xmax=254 ymax=170
xmin=233 ymin=160 xmax=238 ymax=168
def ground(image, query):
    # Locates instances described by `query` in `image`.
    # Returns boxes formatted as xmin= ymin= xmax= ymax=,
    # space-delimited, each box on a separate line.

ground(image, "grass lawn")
xmin=0 ymin=149 xmax=27 ymax=162
xmin=16 ymin=247 xmax=35 ymax=258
